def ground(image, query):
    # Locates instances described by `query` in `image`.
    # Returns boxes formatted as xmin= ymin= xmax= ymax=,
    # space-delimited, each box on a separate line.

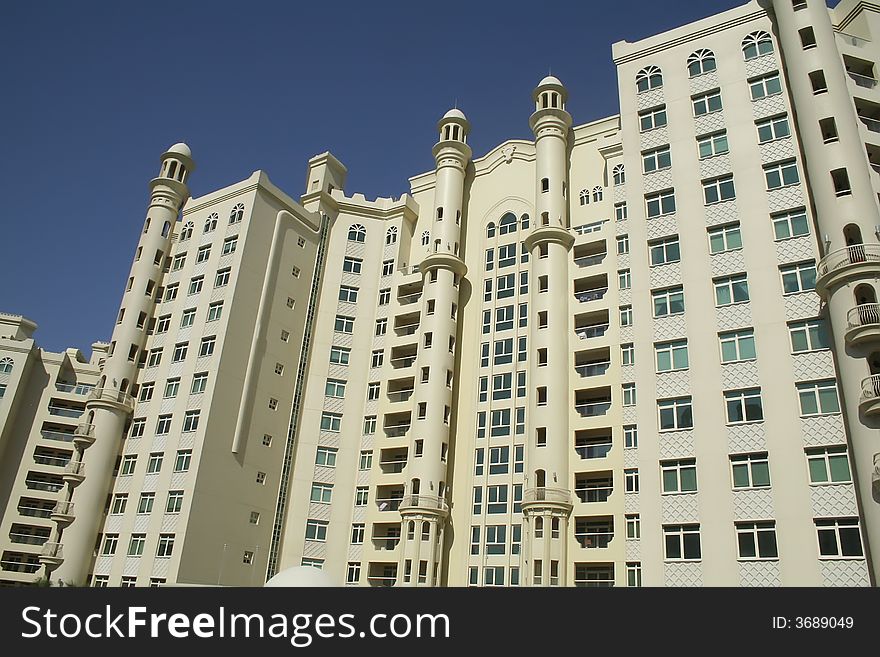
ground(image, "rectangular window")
xmin=492 ymin=373 xmax=512 ymax=401
xmin=174 ymin=450 xmax=192 ymax=472
xmin=642 ymin=146 xmax=671 ymax=173
xmin=166 ymin=490 xmax=184 ymax=513
xmin=655 ymin=340 xmax=688 ymax=372
xmin=789 ymin=319 xmax=829 ymax=352
xmin=622 ymin=383 xmax=636 ymax=406
xmin=334 ymin=315 xmax=354 ymax=334
xmin=772 ymin=207 xmax=809 ymax=240
xmin=725 ymin=388 xmax=764 ymax=424
xmin=147 ymin=453 xmax=163 ymax=473
xmin=180 ymin=308 xmax=195 ymax=328
xmin=714 ymin=274 xmax=750 ymax=306
xmin=139 ymin=382 xmax=154 ymax=402
xmin=171 ymin=254 xmax=186 ymax=271
xmin=697 ymin=131 xmax=728 ymax=159
xmin=621 ymin=343 xmax=635 ymax=366
xmin=624 ymin=425 xmax=638 ymax=449
xmin=495 ymin=305 xmax=514 ymax=332
xmin=520 ymin=271 xmax=529 ymax=294
xmin=496 ymin=274 xmax=515 ymax=299
xmin=626 ymin=515 xmax=641 ymax=539
xmin=484 ymin=279 xmax=493 ymax=302
xmin=485 ymin=248 xmax=494 ymax=271
xmin=693 ymin=89 xmax=722 ymax=116
xmin=486 ymin=525 xmax=507 ymax=555
xmin=620 ymin=305 xmax=633 ymax=327
xmin=163 ymin=379 xmax=180 ymax=399
xmin=111 ymin=493 xmax=127 ymax=515
xmin=625 ymin=469 xmax=640 ymax=493
xmin=498 ymin=243 xmax=517 ymax=268
xmin=487 ymin=485 xmax=508 ymax=514
xmin=719 ymin=329 xmax=756 ymax=363
xmin=164 ymin=284 xmax=179 ymax=302
xmin=646 ymin=189 xmax=676 ymax=218
xmin=172 ymin=342 xmax=187 ymax=363
xmin=661 ymin=459 xmax=698 ymax=493
xmin=731 ymin=453 xmax=771 ymax=489
xmin=310 ymin=483 xmax=333 ymax=504
xmin=338 ymin=285 xmax=359 ymax=303
xmin=156 ymin=535 xmax=175 ymax=558
xmin=378 ymin=289 xmax=390 ymax=305
xmin=618 ymin=269 xmax=631 ymax=290
xmin=320 ymin=412 xmax=342 ymax=432
xmin=664 ymin=524 xmax=702 ymax=560
xmin=155 ymin=315 xmax=171 ymax=334
xmin=489 ymin=446 xmax=510 ymax=475
xmin=652 ymin=286 xmax=685 ymax=317
xmin=191 ymin=372 xmax=208 ymax=394
xmin=639 ymin=105 xmax=667 ymax=132
xmin=749 ymin=72 xmax=782 ymax=100
xmin=129 ymin=420 xmax=145 ymax=440
xmin=649 ymin=235 xmax=680 ymax=266
xmin=197 ymin=245 xmax=211 ymax=263
xmin=806 ymin=446 xmax=851 ymax=484
xmin=199 ymin=336 xmax=216 ymax=357
xmin=207 ymin=301 xmax=223 ymax=322
xmin=222 ymin=236 xmax=237 ymax=255
xmin=494 ymin=338 xmax=514 ymax=365
xmin=764 ymin=159 xmax=800 ymax=189
xmin=815 ymin=518 xmax=863 ymax=558
xmin=757 ymin=115 xmax=791 ymax=143
xmin=137 ymin=493 xmax=155 ymax=515
xmin=616 ymin=234 xmax=629 ymax=254
xmin=736 ymin=521 xmax=778 ymax=559
xmin=101 ymin=535 xmax=118 ymax=556
xmin=342 ymin=256 xmax=362 ymax=274
xmin=147 ymin=348 xmax=162 ymax=367
xmin=780 ymin=261 xmax=817 ymax=294
xmin=702 ymin=175 xmax=735 ymax=204
xmin=305 ymin=520 xmax=329 ymax=541
xmin=214 ymin=268 xmax=230 ymax=287
xmin=708 ymin=223 xmax=742 ymax=253
xmin=188 ymin=276 xmax=203 ymax=295
xmin=315 ymin=447 xmax=337 ymax=467
xmin=324 ymin=378 xmax=347 ymax=398
xmin=363 ymin=416 xmax=377 ymax=435
xmin=128 ymin=534 xmax=146 ymax=556
xmin=156 ymin=415 xmax=172 ymax=435
xmin=797 ymin=380 xmax=841 ymax=416
xmin=615 ymin=202 xmax=628 ymax=221
xmin=658 ymin=397 xmax=694 ymax=431
xmin=329 ymin=346 xmax=351 ymax=365
xmin=182 ymin=410 xmax=200 ymax=432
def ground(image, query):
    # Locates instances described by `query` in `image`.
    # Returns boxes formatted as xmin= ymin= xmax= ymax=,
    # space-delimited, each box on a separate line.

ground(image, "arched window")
xmin=180 ymin=221 xmax=194 ymax=241
xmin=162 ymin=221 xmax=171 ymax=238
xmin=636 ymin=66 xmax=663 ymax=93
xmin=421 ymin=230 xmax=430 ymax=246
xmin=0 ymin=357 xmax=12 ymax=374
xmin=229 ymin=203 xmax=245 ymax=224
xmin=742 ymin=31 xmax=773 ymax=60
xmin=521 ymin=214 xmax=530 ymax=230
xmin=579 ymin=189 xmax=590 ymax=206
xmin=592 ymin=186 xmax=604 ymax=203
xmin=687 ymin=49 xmax=716 ymax=77
xmin=204 ymin=212 xmax=218 ymax=233
xmin=348 ymin=224 xmax=366 ymax=243
xmin=143 ymin=218 xmax=151 ymax=234
xmin=612 ymin=164 xmax=626 ymax=186
xmin=499 ymin=212 xmax=517 ymax=235
xmin=385 ymin=226 xmax=398 ymax=245
xmin=486 ymin=222 xmax=496 ymax=238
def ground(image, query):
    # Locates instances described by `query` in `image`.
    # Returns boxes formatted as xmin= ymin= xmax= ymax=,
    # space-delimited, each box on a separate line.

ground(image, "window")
xmin=708 ymin=223 xmax=742 ymax=254
xmin=347 ymin=224 xmax=366 ymax=242
xmin=495 ymin=305 xmax=514 ymax=331
xmin=359 ymin=451 xmax=373 ymax=471
xmin=831 ymin=168 xmax=851 ymax=196
xmin=764 ymin=160 xmax=799 ymax=189
xmin=191 ymin=372 xmax=208 ymax=394
xmin=128 ymin=535 xmax=146 ymax=556
xmin=703 ymin=175 xmax=735 ymax=204
xmin=697 ymin=131 xmax=728 ymax=159
xmin=111 ymin=493 xmax=127 ymax=515
xmin=487 ymin=485 xmax=508 ymax=514
xmin=496 ymin=273 xmax=515 ymax=299
xmin=719 ymin=329 xmax=756 ymax=363
xmin=757 ymin=115 xmax=791 ymax=143
xmin=338 ymin=285 xmax=358 ymax=303
xmin=661 ymin=459 xmax=698 ymax=493
xmin=222 ymin=236 xmax=237 ymax=255
xmin=305 ymin=520 xmax=329 ymax=542
xmin=624 ymin=425 xmax=638 ymax=448
xmin=816 ymin=518 xmax=863 ymax=558
xmin=385 ymin=226 xmax=398 ymax=245
xmin=494 ymin=338 xmax=514 ymax=365
xmin=325 ymin=378 xmax=346 ymax=398
xmin=725 ymin=388 xmax=764 ymax=424
xmin=797 ymin=380 xmax=841 ymax=416
xmin=182 ymin=410 xmax=200 ymax=432
xmin=375 ymin=318 xmax=387 ymax=336
xmin=147 ymin=348 xmax=162 ymax=367
xmin=498 ymin=243 xmax=517 ymax=268
xmin=310 ymin=483 xmax=333 ymax=504
xmin=658 ymin=397 xmax=693 ymax=431
xmin=171 ymin=253 xmax=186 ymax=271
xmin=367 ymin=382 xmax=380 ymax=401
xmin=579 ymin=189 xmax=590 ymax=206
xmin=780 ymin=261 xmax=816 ymax=294
xmin=646 ymin=189 xmax=676 ymax=218
xmin=199 ymin=336 xmax=216 ymax=357
xmin=180 ymin=308 xmax=195 ymax=328
xmin=421 ymin=230 xmax=430 ymax=246
xmin=771 ymin=208 xmax=808 ymax=240
xmin=381 ymin=259 xmax=394 ymax=276
xmin=749 ymin=72 xmax=782 ymax=100
xmin=625 ymin=469 xmax=640 ymax=493
xmin=687 ymin=49 xmax=716 ymax=77
xmin=174 ymin=450 xmax=192 ymax=472
xmin=486 ymin=525 xmax=507 ymax=554
xmin=490 ymin=409 xmax=511 ymax=437
xmin=626 ymin=515 xmax=641 ymax=539
xmin=342 ymin=256 xmax=362 ymax=274
xmin=664 ymin=524 xmax=701 ymax=560
xmin=643 ymin=146 xmax=671 ymax=173
xmin=138 ymin=493 xmax=155 ymax=514
xmin=139 ymin=382 xmax=155 ymax=402
xmin=280 ymin=330 xmax=290 ymax=342
xmin=806 ymin=446 xmax=851 ymax=484
xmin=636 ymin=65 xmax=663 ymax=92
xmin=363 ymin=416 xmax=377 ymax=434
xmin=156 ymin=415 xmax=172 ymax=435
xmin=714 ymin=274 xmax=750 ymax=306
xmin=120 ymin=455 xmax=137 ymax=476
xmin=329 ymin=346 xmax=350 ymax=365
xmin=101 ymin=534 xmax=118 ymax=556
xmin=155 ymin=315 xmax=171 ymax=334
xmin=350 ymin=523 xmax=365 ymax=545
xmin=196 ymin=245 xmax=211 ymax=263
xmin=737 ymin=522 xmax=778 ymax=560
xmin=616 ymin=234 xmax=630 ymax=255
xmin=163 ymin=283 xmax=179 ymax=302
xmin=334 ymin=315 xmax=354 ymax=334
xmin=147 ymin=453 xmax=163 ymax=474
xmin=204 ymin=301 xmax=224 ymax=323
xmin=129 ymin=419 xmax=146 ymax=440
xmin=620 ymin=305 xmax=633 ymax=327
xmin=652 ymin=286 xmax=684 ymax=317
xmin=320 ymin=412 xmax=342 ymax=432
xmin=638 ymin=106 xmax=667 ymax=132
xmin=485 ymin=248 xmax=494 ymax=272
xmin=229 ymin=203 xmax=245 ymax=224
xmin=171 ymin=343 xmax=187 ymax=363
xmin=649 ymin=235 xmax=680 ymax=266
xmin=731 ymin=453 xmax=771 ymax=488
xmin=188 ymin=276 xmax=203 ymax=295
xmin=492 ymin=373 xmax=512 ymax=401
xmin=809 ymin=69 xmax=828 ymax=94
xmin=615 ymin=202 xmax=627 ymax=221
xmin=157 ymin=535 xmax=175 ymax=558
xmin=166 ymin=490 xmax=184 ymax=513
xmin=789 ymin=319 xmax=829 ymax=352
xmin=693 ymin=90 xmax=722 ymax=116
xmin=742 ymin=31 xmax=774 ymax=60
xmin=622 ymin=343 xmax=635 ymax=366
xmin=655 ymin=340 xmax=688 ymax=372
xmin=622 ymin=383 xmax=636 ymax=406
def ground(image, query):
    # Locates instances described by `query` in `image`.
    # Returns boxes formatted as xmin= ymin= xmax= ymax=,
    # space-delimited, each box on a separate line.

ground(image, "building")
xmin=2 ymin=0 xmax=879 ymax=587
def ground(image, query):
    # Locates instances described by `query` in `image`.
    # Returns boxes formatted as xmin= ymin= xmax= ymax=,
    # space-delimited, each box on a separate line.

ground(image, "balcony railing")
xmin=817 ymin=244 xmax=880 ymax=278
xmin=0 ymin=559 xmax=40 ymax=574
xmin=397 ymin=293 xmax=423 ymax=305
xmin=39 ymin=430 xmax=74 ymax=443
xmin=40 ymin=542 xmax=63 ymax=559
xmin=573 ymin=220 xmax=607 ymax=235
xmin=848 ymin=304 xmax=880 ymax=330
xmin=861 ymin=374 xmax=880 ymax=402
xmin=367 ymin=575 xmax=397 ymax=587
xmin=54 ymin=383 xmax=94 ymax=395
xmin=574 ymin=576 xmax=615 ymax=588
xmin=9 ymin=533 xmax=49 ymax=546
xmin=390 ymin=356 xmax=417 ymax=369
xmin=575 ymin=288 xmax=608 ymax=303
xmin=575 ymin=532 xmax=614 ymax=549
xmin=847 ymin=71 xmax=878 ymax=88
xmin=575 ymin=401 xmax=612 ymax=417
xmin=575 ymin=486 xmax=613 ymax=503
xmin=522 ymin=487 xmax=571 ymax=505
xmin=64 ymin=461 xmax=84 ymax=477
xmin=371 ymin=535 xmax=401 ymax=550
xmin=398 ymin=264 xmax=421 ymax=275
xmin=47 ymin=406 xmax=84 ymax=418
xmin=394 ymin=323 xmax=420 ymax=336
xmin=25 ymin=479 xmax=63 ymax=493
xmin=383 ymin=423 xmax=410 ymax=437
xmin=399 ymin=494 xmax=448 ymax=511
xmin=387 ymin=389 xmax=414 ymax=403
xmin=32 ymin=455 xmax=71 ymax=468
xmin=88 ymin=387 xmax=135 ymax=409
xmin=53 ymin=500 xmax=75 ymax=516
xmin=376 ymin=498 xmax=403 ymax=512
xmin=379 ymin=459 xmax=407 ymax=474
xmin=575 ymin=443 xmax=613 ymax=459
xmin=858 ymin=115 xmax=880 ymax=133
xmin=576 ymin=324 xmax=609 ymax=340
xmin=575 ymin=362 xmax=611 ymax=377
xmin=18 ymin=505 xmax=54 ymax=519
xmin=574 ymin=253 xmax=607 ymax=267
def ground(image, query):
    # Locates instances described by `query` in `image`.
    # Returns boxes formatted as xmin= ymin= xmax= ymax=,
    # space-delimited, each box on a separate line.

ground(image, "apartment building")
xmin=1 ymin=0 xmax=878 ymax=587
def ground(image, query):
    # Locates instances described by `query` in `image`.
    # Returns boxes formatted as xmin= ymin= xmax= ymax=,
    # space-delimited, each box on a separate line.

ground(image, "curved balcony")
xmin=845 ymin=304 xmax=880 ymax=347
xmin=86 ymin=387 xmax=135 ymax=413
xmin=62 ymin=461 xmax=85 ymax=486
xmin=398 ymin=494 xmax=448 ymax=514
xmin=50 ymin=500 xmax=75 ymax=526
xmin=39 ymin=542 xmax=63 ymax=568
xmin=859 ymin=375 xmax=880 ymax=417
xmin=816 ymin=244 xmax=880 ymax=296
xmin=72 ymin=423 xmax=96 ymax=449
xmin=521 ymin=487 xmax=573 ymax=511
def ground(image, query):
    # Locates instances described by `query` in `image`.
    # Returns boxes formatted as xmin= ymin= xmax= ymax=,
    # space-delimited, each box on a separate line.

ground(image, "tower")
xmin=761 ymin=0 xmax=880 ymax=584
xmin=522 ymin=76 xmax=575 ymax=586
xmin=397 ymin=109 xmax=471 ymax=586
xmin=48 ymin=144 xmax=194 ymax=584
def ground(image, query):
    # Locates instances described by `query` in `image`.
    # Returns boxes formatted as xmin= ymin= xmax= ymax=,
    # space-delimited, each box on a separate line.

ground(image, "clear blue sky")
xmin=0 ymin=0 xmax=747 ymax=353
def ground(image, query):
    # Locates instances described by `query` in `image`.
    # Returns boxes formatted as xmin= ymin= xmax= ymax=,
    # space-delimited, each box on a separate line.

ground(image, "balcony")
xmin=73 ymin=422 xmax=96 ymax=448
xmin=367 ymin=564 xmax=397 ymax=587
xmin=393 ymin=322 xmax=420 ymax=337
xmin=575 ymin=309 xmax=610 ymax=341
xmin=846 ymin=304 xmax=880 ymax=346
xmin=849 ymin=71 xmax=878 ymax=89
xmin=39 ymin=428 xmax=75 ymax=443
xmin=18 ymin=499 xmax=55 ymax=519
xmin=573 ymin=240 xmax=607 ymax=268
xmin=379 ymin=447 xmax=408 ymax=474
xmin=574 ymin=563 xmax=615 ymax=587
xmin=575 ymin=387 xmax=613 ymax=418
xmin=390 ymin=344 xmax=418 ymax=370
xmin=816 ymin=244 xmax=880 ymax=295
xmin=575 ymin=430 xmax=613 ymax=460
xmin=32 ymin=451 xmax=71 ymax=469
xmin=576 ymin=361 xmax=611 ymax=378
xmin=575 ymin=473 xmax=614 ymax=503
xmin=371 ymin=523 xmax=402 ymax=552
xmin=38 ymin=542 xmax=63 ymax=568
xmin=54 ymin=382 xmax=94 ymax=396
xmin=845 ymin=55 xmax=878 ymax=90
xmin=522 ymin=487 xmax=572 ymax=506
xmin=87 ymin=387 xmax=135 ymax=411
xmin=399 ymin=494 xmax=448 ymax=513
xmin=50 ymin=500 xmax=75 ymax=525
xmin=386 ymin=388 xmax=414 ymax=404
xmin=836 ymin=32 xmax=871 ymax=48
xmin=47 ymin=404 xmax=84 ymax=419
xmin=398 ymin=264 xmax=421 ymax=276
xmin=62 ymin=461 xmax=85 ymax=486
xmin=1 ymin=552 xmax=41 ymax=574
xmin=25 ymin=473 xmax=63 ymax=493
xmin=860 ymin=374 xmax=880 ymax=416
xmin=575 ymin=517 xmax=614 ymax=549
xmin=9 ymin=528 xmax=50 ymax=547
xmin=376 ymin=485 xmax=404 ymax=512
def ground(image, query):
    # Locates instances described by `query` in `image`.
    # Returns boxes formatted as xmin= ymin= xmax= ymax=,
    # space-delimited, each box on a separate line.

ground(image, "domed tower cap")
xmin=166 ymin=142 xmax=192 ymax=158
xmin=436 ymin=107 xmax=470 ymax=140
xmin=442 ymin=108 xmax=467 ymax=121
xmin=533 ymin=74 xmax=567 ymax=102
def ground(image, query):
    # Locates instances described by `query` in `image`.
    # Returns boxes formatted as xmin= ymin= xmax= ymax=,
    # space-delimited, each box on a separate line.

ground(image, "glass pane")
xmin=757 ymin=530 xmax=778 ymax=558
xmin=716 ymin=285 xmax=732 ymax=305
xmin=828 ymin=455 xmax=851 ymax=482
xmin=681 ymin=468 xmax=697 ymax=491
xmin=739 ymin=336 xmax=756 ymax=359
xmin=817 ymin=528 xmax=838 ymax=556
xmin=738 ymin=532 xmax=756 ymax=558
xmin=733 ymin=280 xmax=749 ymax=302
xmin=840 ymin=527 xmax=863 ymax=557
xmin=662 ymin=470 xmax=678 ymax=492
xmin=727 ymin=229 xmax=742 ymax=249
xmin=817 ymin=387 xmax=839 ymax=413
xmin=732 ymin=463 xmax=750 ymax=488
xmin=791 ymin=214 xmax=808 ymax=235
xmin=709 ymin=232 xmax=725 ymax=253
xmin=721 ymin=340 xmax=738 ymax=362
xmin=799 ymin=390 xmax=819 ymax=415
xmin=752 ymin=461 xmax=770 ymax=486
xmin=665 ymin=534 xmax=681 ymax=559
xmin=808 ymin=458 xmax=828 ymax=483
xmin=791 ymin=329 xmax=808 ymax=352
xmin=683 ymin=533 xmax=701 ymax=559
xmin=674 ymin=348 xmax=689 ymax=369
xmin=657 ymin=352 xmax=671 ymax=372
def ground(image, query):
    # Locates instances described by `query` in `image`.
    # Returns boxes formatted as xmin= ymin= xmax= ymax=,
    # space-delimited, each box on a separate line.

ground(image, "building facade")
xmin=2 ymin=0 xmax=879 ymax=587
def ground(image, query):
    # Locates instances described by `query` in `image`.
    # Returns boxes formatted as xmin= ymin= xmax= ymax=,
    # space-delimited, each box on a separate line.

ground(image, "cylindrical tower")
xmin=522 ymin=76 xmax=575 ymax=586
xmin=397 ymin=110 xmax=470 ymax=586
xmin=763 ymin=0 xmax=880 ymax=584
xmin=51 ymin=144 xmax=194 ymax=584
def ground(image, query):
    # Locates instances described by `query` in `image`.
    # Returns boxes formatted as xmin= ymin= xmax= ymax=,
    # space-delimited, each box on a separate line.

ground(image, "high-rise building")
xmin=2 ymin=0 xmax=879 ymax=587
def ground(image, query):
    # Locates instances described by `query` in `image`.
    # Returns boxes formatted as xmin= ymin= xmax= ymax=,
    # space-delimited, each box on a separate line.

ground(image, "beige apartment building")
xmin=1 ymin=0 xmax=878 ymax=587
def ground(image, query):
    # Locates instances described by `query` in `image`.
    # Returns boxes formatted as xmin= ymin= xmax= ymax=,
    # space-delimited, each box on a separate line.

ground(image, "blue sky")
xmin=0 ymin=0 xmax=747 ymax=353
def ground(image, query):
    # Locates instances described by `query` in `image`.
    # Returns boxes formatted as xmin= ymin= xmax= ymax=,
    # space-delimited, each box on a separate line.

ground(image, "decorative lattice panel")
xmin=694 ymin=111 xmax=726 ymax=135
xmin=775 ymin=236 xmax=818 ymax=264
xmin=705 ymin=200 xmax=739 ymax=227
xmin=644 ymin=169 xmax=674 ymax=195
xmin=784 ymin=292 xmax=822 ymax=321
xmin=739 ymin=560 xmax=781 ymax=587
xmin=664 ymin=562 xmax=703 ymax=587
xmin=662 ymin=493 xmax=699 ymax=523
xmin=658 ymin=429 xmax=695 ymax=459
xmin=720 ymin=360 xmax=760 ymax=389
xmin=732 ymin=488 xmax=775 ymax=519
xmin=699 ymin=153 xmax=732 ymax=180
xmin=716 ymin=303 xmax=753 ymax=332
xmin=654 ymin=314 xmax=688 ymax=341
xmin=791 ymin=350 xmax=836 ymax=380
xmin=710 ymin=250 xmax=747 ymax=278
xmin=819 ymin=560 xmax=870 ymax=587
xmin=759 ymin=137 xmax=796 ymax=164
xmin=801 ymin=414 xmax=847 ymax=447
xmin=637 ymin=88 xmax=665 ymax=111
xmin=656 ymin=371 xmax=692 ymax=398
xmin=728 ymin=423 xmax=767 ymax=453
xmin=767 ymin=186 xmax=805 ymax=213
xmin=809 ymin=483 xmax=859 ymax=517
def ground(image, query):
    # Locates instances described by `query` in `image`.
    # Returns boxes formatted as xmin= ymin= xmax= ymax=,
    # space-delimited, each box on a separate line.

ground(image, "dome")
xmin=537 ymin=75 xmax=564 ymax=88
xmin=442 ymin=108 xmax=467 ymax=121
xmin=166 ymin=142 xmax=192 ymax=158
xmin=264 ymin=566 xmax=338 ymax=587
